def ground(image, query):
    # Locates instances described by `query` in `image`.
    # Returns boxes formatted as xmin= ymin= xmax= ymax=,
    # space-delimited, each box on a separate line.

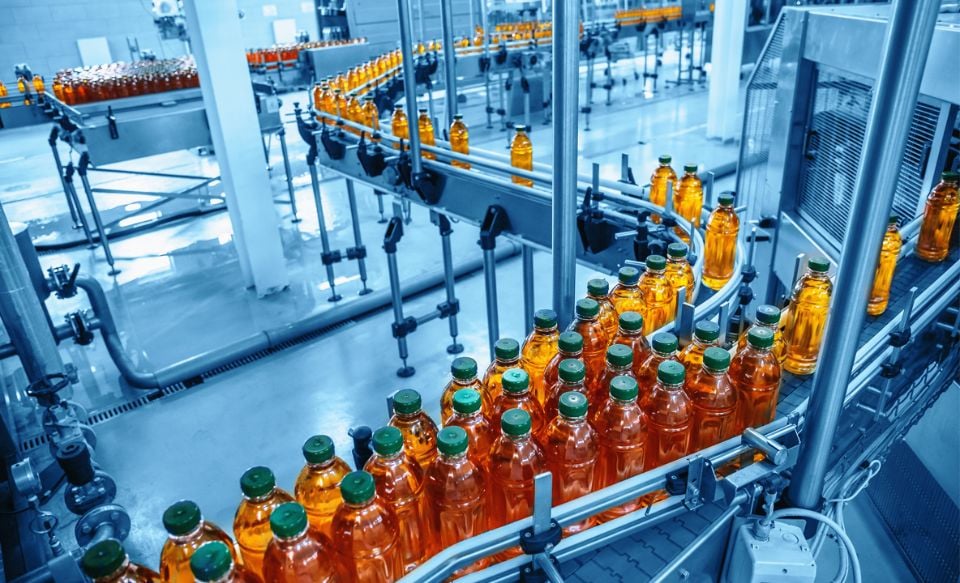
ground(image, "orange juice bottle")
xmin=587 ymin=278 xmax=620 ymax=340
xmin=543 ymin=391 xmax=598 ymax=535
xmin=190 ymin=542 xmax=260 ymax=583
xmin=160 ymin=500 xmax=240 ymax=583
xmin=665 ymin=242 xmax=696 ymax=302
xmin=609 ymin=266 xmax=645 ymax=315
xmin=510 ymin=125 xmax=534 ymax=186
xmin=347 ymin=95 xmax=364 ymax=133
xmin=916 ymin=171 xmax=959 ymax=262
xmin=331 ymin=471 xmax=402 ymax=582
xmin=486 ymin=409 xmax=546 ymax=559
xmin=450 ymin=113 xmax=471 ymax=169
xmin=417 ymin=108 xmax=436 ymax=159
xmin=332 ymin=89 xmax=347 ymax=120
xmin=32 ymin=74 xmax=45 ymax=94
xmin=590 ymin=344 xmax=637 ymax=416
xmin=566 ymin=298 xmax=610 ymax=394
xmin=543 ymin=331 xmax=583 ymax=391
xmin=731 ymin=327 xmax=781 ymax=430
xmin=233 ymin=466 xmax=295 ymax=577
xmin=424 ymin=426 xmax=489 ymax=575
xmin=687 ymin=347 xmax=738 ymax=451
xmin=611 ymin=312 xmax=651 ymax=375
xmin=636 ymin=332 xmax=680 ymax=394
xmin=544 ymin=358 xmax=587 ymax=422
xmin=440 ymin=357 xmax=483 ymax=423
xmin=678 ymin=320 xmax=720 ymax=382
xmin=364 ymin=427 xmax=427 ymax=573
xmin=783 ymin=257 xmax=833 ymax=376
xmin=294 ymin=435 xmax=351 ymax=537
xmin=491 ymin=368 xmax=547 ymax=438
xmin=702 ymin=193 xmax=740 ymax=290
xmin=320 ymin=83 xmax=336 ymax=125
xmin=640 ymin=361 xmax=691 ymax=471
xmin=593 ymin=376 xmax=646 ymax=520
xmin=0 ymin=81 xmax=10 ymax=108
xmin=637 ymin=255 xmax=676 ymax=334
xmin=868 ymin=215 xmax=903 ymax=316
xmin=311 ymin=83 xmax=323 ymax=110
xmin=389 ymin=389 xmax=439 ymax=471
xmin=481 ymin=337 xmax=523 ymax=413
xmin=673 ymin=163 xmax=703 ymax=242
xmin=263 ymin=502 xmax=344 ymax=582
xmin=648 ymin=155 xmax=677 ymax=223
xmin=520 ymin=309 xmax=560 ymax=405
xmin=737 ymin=305 xmax=785 ymax=363
xmin=82 ymin=540 xmax=161 ymax=582
xmin=445 ymin=388 xmax=493 ymax=468
xmin=361 ymin=95 xmax=380 ymax=139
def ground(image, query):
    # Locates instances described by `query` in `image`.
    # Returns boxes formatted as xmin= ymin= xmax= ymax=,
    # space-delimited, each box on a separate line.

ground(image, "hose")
xmin=771 ymin=508 xmax=862 ymax=583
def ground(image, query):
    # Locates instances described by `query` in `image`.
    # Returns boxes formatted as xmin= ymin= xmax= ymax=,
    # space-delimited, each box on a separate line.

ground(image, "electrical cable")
xmin=771 ymin=508 xmax=863 ymax=583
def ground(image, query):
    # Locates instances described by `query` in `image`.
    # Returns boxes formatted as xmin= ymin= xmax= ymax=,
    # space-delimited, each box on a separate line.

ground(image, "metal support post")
xmin=873 ymin=288 xmax=916 ymax=421
xmin=605 ymin=57 xmax=613 ymax=106
xmin=384 ymin=216 xmax=415 ymax=377
xmin=499 ymin=72 xmax=508 ymax=131
xmin=523 ymin=245 xmax=535 ymax=332
xmin=397 ymin=0 xmax=424 ymax=175
xmin=62 ymin=164 xmax=94 ymax=247
xmin=435 ymin=212 xmax=464 ymax=354
xmin=307 ymin=154 xmax=342 ymax=301
xmin=345 ymin=179 xmax=371 ymax=295
xmin=48 ymin=128 xmax=82 ymax=229
xmin=374 ymin=190 xmax=388 ymax=223
xmin=277 ymin=127 xmax=300 ymax=223
xmin=440 ymin=0 xmax=458 ymax=126
xmin=479 ymin=206 xmax=507 ymax=358
xmin=76 ymin=154 xmax=120 ymax=275
xmin=789 ymin=0 xmax=941 ymax=510
xmin=416 ymin=0 xmax=425 ymax=42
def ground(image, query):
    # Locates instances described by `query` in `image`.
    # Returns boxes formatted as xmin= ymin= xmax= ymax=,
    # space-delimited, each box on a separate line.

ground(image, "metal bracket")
xmin=412 ymin=169 xmax=445 ymax=205
xmin=319 ymin=123 xmax=346 ymax=160
xmin=357 ymin=133 xmax=387 ymax=177
xmin=391 ymin=316 xmax=418 ymax=339
xmin=47 ymin=263 xmax=80 ymax=299
xmin=479 ymin=205 xmax=509 ymax=250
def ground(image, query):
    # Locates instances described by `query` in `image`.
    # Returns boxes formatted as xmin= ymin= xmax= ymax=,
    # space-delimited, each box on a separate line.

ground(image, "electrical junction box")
xmin=723 ymin=519 xmax=817 ymax=583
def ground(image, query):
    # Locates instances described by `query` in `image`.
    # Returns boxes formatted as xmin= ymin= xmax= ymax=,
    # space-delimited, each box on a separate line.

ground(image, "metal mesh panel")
xmin=797 ymin=67 xmax=941 ymax=248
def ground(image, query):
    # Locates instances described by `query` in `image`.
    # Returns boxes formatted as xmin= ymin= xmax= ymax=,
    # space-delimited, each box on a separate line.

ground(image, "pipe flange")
xmin=65 ymin=470 xmax=117 ymax=515
xmin=10 ymin=458 xmax=41 ymax=499
xmin=75 ymin=503 xmax=130 ymax=547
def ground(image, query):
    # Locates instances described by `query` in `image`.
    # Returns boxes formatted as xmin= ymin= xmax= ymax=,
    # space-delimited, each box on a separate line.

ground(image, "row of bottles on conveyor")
xmin=0 ymin=74 xmax=45 ymax=107
xmin=48 ymin=57 xmax=200 ymax=105
xmin=245 ymin=38 xmax=367 ymax=71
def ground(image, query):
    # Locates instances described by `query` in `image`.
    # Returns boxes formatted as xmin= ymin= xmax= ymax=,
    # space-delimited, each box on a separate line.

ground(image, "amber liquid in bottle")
xmin=686 ymin=348 xmax=738 ymax=452
xmin=737 ymin=306 xmax=786 ymax=364
xmin=702 ymin=195 xmax=740 ymax=290
xmin=0 ymin=82 xmax=11 ymax=108
xmin=637 ymin=256 xmax=676 ymax=335
xmin=648 ymin=156 xmax=677 ymax=224
xmin=868 ymin=219 xmax=903 ymax=316
xmin=391 ymin=105 xmax=408 ymax=148
xmin=449 ymin=114 xmax=471 ymax=169
xmin=543 ymin=392 xmax=598 ymax=535
xmin=262 ymin=508 xmax=344 ymax=582
xmin=674 ymin=165 xmax=703 ymax=242
xmin=665 ymin=245 xmax=696 ymax=302
xmin=543 ymin=332 xmax=584 ymax=393
xmin=566 ymin=299 xmax=610 ymax=400
xmin=331 ymin=473 xmax=402 ymax=583
xmin=361 ymin=96 xmax=380 ymax=140
xmin=590 ymin=345 xmax=637 ymax=419
xmin=444 ymin=389 xmax=495 ymax=470
xmin=510 ymin=126 xmax=534 ymax=187
xmin=233 ymin=472 xmax=294 ymax=577
xmin=490 ymin=369 xmax=547 ymax=439
xmin=543 ymin=359 xmax=587 ymax=422
xmin=440 ymin=363 xmax=484 ymax=424
xmin=347 ymin=96 xmax=364 ymax=134
xmin=783 ymin=261 xmax=832 ymax=376
xmin=730 ymin=329 xmax=782 ymax=431
xmin=592 ymin=376 xmax=646 ymax=521
xmin=320 ymin=84 xmax=336 ymax=125
xmin=640 ymin=363 xmax=692 ymax=471
xmin=389 ymin=394 xmax=439 ymax=472
xmin=916 ymin=172 xmax=959 ymax=263
xmin=189 ymin=542 xmax=259 ymax=583
xmin=160 ymin=516 xmax=240 ymax=582
xmin=636 ymin=333 xmax=681 ymax=395
xmin=611 ymin=312 xmax=652 ymax=375
xmin=609 ymin=267 xmax=645 ymax=316
xmin=482 ymin=338 xmax=525 ymax=416
xmin=587 ymin=278 xmax=620 ymax=341
xmin=678 ymin=321 xmax=719 ymax=384
xmin=520 ymin=310 xmax=560 ymax=405
xmin=294 ymin=436 xmax=351 ymax=538
xmin=417 ymin=109 xmax=436 ymax=159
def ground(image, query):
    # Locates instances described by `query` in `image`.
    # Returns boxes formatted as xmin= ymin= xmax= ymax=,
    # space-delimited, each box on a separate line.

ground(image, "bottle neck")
xmin=806 ymin=271 xmax=829 ymax=282
xmin=496 ymin=356 xmax=520 ymax=367
xmin=606 ymin=362 xmax=631 ymax=372
xmin=748 ymin=344 xmax=773 ymax=354
xmin=244 ymin=488 xmax=276 ymax=504
xmin=577 ymin=314 xmax=599 ymax=323
xmin=653 ymin=349 xmax=675 ymax=358
xmin=560 ymin=414 xmax=587 ymax=425
xmin=453 ymin=377 xmax=478 ymax=387
xmin=559 ymin=378 xmax=584 ymax=388
xmin=504 ymin=390 xmax=530 ymax=400
xmin=394 ymin=411 xmax=421 ymax=421
xmin=504 ymin=433 xmax=532 ymax=443
xmin=534 ymin=325 xmax=558 ymax=335
xmin=701 ymin=366 xmax=728 ymax=378
xmin=273 ymin=525 xmax=309 ymax=545
xmin=168 ymin=523 xmax=204 ymax=543
xmin=618 ymin=328 xmax=642 ymax=338
xmin=659 ymin=380 xmax=684 ymax=392
xmin=559 ymin=349 xmax=583 ymax=358
xmin=453 ymin=409 xmax=483 ymax=421
xmin=439 ymin=450 xmax=468 ymax=462
xmin=645 ymin=268 xmax=665 ymax=277
xmin=611 ymin=396 xmax=636 ymax=406
xmin=307 ymin=458 xmax=335 ymax=470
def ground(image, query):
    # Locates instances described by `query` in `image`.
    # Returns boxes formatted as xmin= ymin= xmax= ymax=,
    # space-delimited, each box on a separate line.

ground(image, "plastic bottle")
xmin=263 ymin=502 xmax=344 ymax=582
xmin=190 ymin=542 xmax=261 ymax=583
xmin=609 ymin=266 xmax=645 ymax=316
xmin=487 ymin=409 xmax=546 ymax=559
xmin=346 ymin=95 xmax=364 ymax=133
xmin=361 ymin=95 xmax=380 ymax=139
xmin=586 ymin=278 xmax=620 ymax=341
xmin=868 ymin=215 xmax=903 ymax=316
xmin=543 ymin=391 xmax=598 ymax=534
xmin=737 ymin=305 xmax=785 ymax=363
xmin=678 ymin=320 xmax=720 ymax=382
xmin=391 ymin=104 xmax=408 ymax=148
xmin=0 ymin=81 xmax=10 ymax=108
xmin=590 ymin=344 xmax=637 ymax=417
xmin=81 ymin=539 xmax=161 ymax=582
xmin=449 ymin=113 xmax=471 ymax=169
xmin=542 ymin=331 xmax=584 ymax=392
xmin=640 ymin=361 xmax=692 ymax=470
xmin=649 ymin=155 xmax=677 ymax=223
xmin=363 ymin=427 xmax=427 ymax=573
xmin=610 ymin=312 xmax=651 ymax=377
xmin=702 ymin=193 xmax=740 ymax=290
xmin=592 ymin=376 xmax=646 ymax=520
xmin=294 ymin=435 xmax=351 ymax=537
xmin=440 ymin=357 xmax=483 ymax=423
xmin=424 ymin=426 xmax=488 ymax=575
xmin=674 ymin=164 xmax=703 ymax=242
xmin=417 ymin=108 xmax=436 ymax=159
xmin=445 ymin=388 xmax=493 ymax=469
xmin=333 ymin=89 xmax=347 ymax=121
xmin=330 ymin=471 xmax=402 ymax=582
xmin=510 ymin=125 xmax=534 ymax=187
xmin=233 ymin=466 xmax=295 ymax=577
xmin=636 ymin=332 xmax=680 ymax=394
xmin=481 ymin=337 xmax=524 ymax=414
xmin=311 ymin=82 xmax=323 ymax=111
xmin=637 ymin=255 xmax=676 ymax=334
xmin=520 ymin=309 xmax=560 ymax=405
xmin=665 ymin=242 xmax=696 ymax=302
xmin=320 ymin=83 xmax=336 ymax=125
xmin=544 ymin=358 xmax=587 ymax=422
xmin=160 ymin=500 xmax=240 ymax=583
xmin=783 ymin=257 xmax=833 ymax=376
xmin=916 ymin=171 xmax=959 ymax=262
xmin=731 ymin=327 xmax=781 ymax=430
xmin=566 ymin=298 xmax=610 ymax=393
xmin=32 ymin=74 xmax=45 ymax=94
xmin=491 ymin=368 xmax=546 ymax=438
xmin=388 ymin=388 xmax=439 ymax=471
xmin=687 ymin=347 xmax=738 ymax=452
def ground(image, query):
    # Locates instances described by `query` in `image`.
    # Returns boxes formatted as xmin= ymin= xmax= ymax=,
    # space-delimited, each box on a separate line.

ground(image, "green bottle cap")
xmin=453 ymin=388 xmax=482 ymax=414
xmin=437 ymin=426 xmax=469 ymax=456
xmin=718 ymin=192 xmax=735 ymax=206
xmin=609 ymin=375 xmax=639 ymax=401
xmin=619 ymin=311 xmax=644 ymax=332
xmin=558 ymin=331 xmax=583 ymax=352
xmin=575 ymin=298 xmax=600 ymax=318
xmin=702 ymin=346 xmax=731 ymax=371
xmin=558 ymin=391 xmax=588 ymax=418
xmin=372 ymin=426 xmax=404 ymax=456
xmin=652 ymin=332 xmax=679 ymax=354
xmin=81 ymin=540 xmax=126 ymax=579
xmin=534 ymin=309 xmax=558 ymax=329
xmin=501 ymin=408 xmax=532 ymax=436
xmin=747 ymin=327 xmax=775 ymax=349
xmin=495 ymin=338 xmax=521 ymax=360
xmin=270 ymin=502 xmax=308 ymax=539
xmin=558 ymin=358 xmax=586 ymax=383
xmin=618 ymin=266 xmax=640 ymax=285
xmin=646 ymin=254 xmax=667 ymax=271
xmin=587 ymin=278 xmax=610 ymax=296
xmin=694 ymin=320 xmax=720 ymax=342
xmin=163 ymin=500 xmax=202 ymax=536
xmin=658 ymin=154 xmax=672 ymax=164
xmin=340 ymin=471 xmax=376 ymax=505
xmin=942 ymin=170 xmax=959 ymax=182
xmin=240 ymin=466 xmax=276 ymax=498
xmin=657 ymin=361 xmax=686 ymax=385
xmin=392 ymin=388 xmax=423 ymax=414
xmin=888 ymin=214 xmax=899 ymax=226
xmin=807 ymin=256 xmax=830 ymax=273
xmin=683 ymin=163 xmax=698 ymax=174
xmin=606 ymin=343 xmax=633 ymax=367
xmin=302 ymin=435 xmax=335 ymax=464
xmin=190 ymin=542 xmax=233 ymax=582
xmin=667 ymin=242 xmax=688 ymax=258
xmin=502 ymin=368 xmax=530 ymax=393
xmin=755 ymin=305 xmax=781 ymax=326
xmin=451 ymin=357 xmax=478 ymax=381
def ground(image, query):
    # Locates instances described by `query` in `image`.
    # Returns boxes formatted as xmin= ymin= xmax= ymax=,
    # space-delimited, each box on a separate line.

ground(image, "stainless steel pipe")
xmin=396 ymin=0 xmax=424 ymax=174
xmin=439 ymin=0 xmax=458 ymax=125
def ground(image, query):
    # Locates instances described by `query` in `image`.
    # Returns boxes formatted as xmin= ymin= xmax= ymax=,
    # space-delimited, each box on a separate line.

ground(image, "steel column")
xmin=397 ymin=0 xmax=424 ymax=174
xmin=482 ymin=247 xmax=499 ymax=359
xmin=307 ymin=158 xmax=342 ymax=302
xmin=440 ymin=0 xmax=458 ymax=125
xmin=523 ymin=245 xmax=535 ymax=332
xmin=437 ymin=213 xmax=463 ymax=353
xmin=788 ymin=0 xmax=941 ymax=509
xmin=277 ymin=127 xmax=300 ymax=223
xmin=345 ymin=179 xmax=371 ymax=295
xmin=76 ymin=156 xmax=120 ymax=275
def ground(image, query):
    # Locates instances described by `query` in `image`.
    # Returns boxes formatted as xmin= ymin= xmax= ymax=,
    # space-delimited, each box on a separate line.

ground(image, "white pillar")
xmin=182 ymin=0 xmax=289 ymax=297
xmin=706 ymin=0 xmax=747 ymax=142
